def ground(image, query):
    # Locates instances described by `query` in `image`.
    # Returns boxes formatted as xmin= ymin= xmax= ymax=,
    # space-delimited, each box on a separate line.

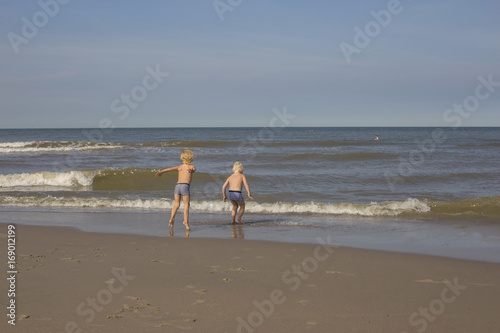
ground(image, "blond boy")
xmin=155 ymin=149 xmax=195 ymax=231
xmin=222 ymin=162 xmax=253 ymax=224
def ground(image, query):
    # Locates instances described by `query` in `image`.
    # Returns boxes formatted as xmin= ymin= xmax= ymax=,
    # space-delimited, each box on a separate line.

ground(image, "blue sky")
xmin=1 ymin=0 xmax=499 ymax=128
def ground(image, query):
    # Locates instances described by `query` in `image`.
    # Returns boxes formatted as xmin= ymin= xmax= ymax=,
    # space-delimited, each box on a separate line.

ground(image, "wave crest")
xmin=0 ymin=195 xmax=429 ymax=217
xmin=0 ymin=141 xmax=122 ymax=153
xmin=0 ymin=170 xmax=94 ymax=187
xmin=0 ymin=195 xmax=498 ymax=220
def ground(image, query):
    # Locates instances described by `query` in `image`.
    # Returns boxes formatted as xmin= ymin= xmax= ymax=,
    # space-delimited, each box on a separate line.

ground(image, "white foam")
xmin=0 ymin=141 xmax=122 ymax=153
xmin=0 ymin=195 xmax=430 ymax=217
xmin=0 ymin=141 xmax=37 ymax=148
xmin=231 ymin=198 xmax=430 ymax=216
xmin=0 ymin=171 xmax=94 ymax=188
xmin=0 ymin=196 xmax=173 ymax=209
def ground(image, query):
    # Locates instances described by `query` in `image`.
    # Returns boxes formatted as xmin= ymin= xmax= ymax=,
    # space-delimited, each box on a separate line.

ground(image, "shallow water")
xmin=0 ymin=127 xmax=498 ymax=221
xmin=1 ymin=127 xmax=499 ymax=261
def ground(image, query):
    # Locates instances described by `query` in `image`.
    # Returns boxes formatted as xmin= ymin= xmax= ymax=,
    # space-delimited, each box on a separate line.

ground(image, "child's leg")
xmin=236 ymin=201 xmax=245 ymax=223
xmin=182 ymin=195 xmax=191 ymax=231
xmin=170 ymin=195 xmax=181 ymax=227
xmin=230 ymin=201 xmax=238 ymax=224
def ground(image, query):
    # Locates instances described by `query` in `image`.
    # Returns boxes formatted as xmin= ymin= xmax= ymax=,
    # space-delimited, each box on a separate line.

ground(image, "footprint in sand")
xmin=152 ymin=321 xmax=169 ymax=328
xmin=229 ymin=267 xmax=254 ymax=272
xmin=414 ymin=279 xmax=492 ymax=286
xmin=112 ymin=267 xmax=127 ymax=272
xmin=151 ymin=321 xmax=191 ymax=329
xmin=149 ymin=259 xmax=173 ymax=264
xmin=21 ymin=254 xmax=46 ymax=261
xmin=184 ymin=286 xmax=208 ymax=295
xmin=325 ymin=270 xmax=354 ymax=277
xmin=117 ymin=297 xmax=160 ymax=316
xmin=133 ymin=247 xmax=157 ymax=252
xmin=125 ymin=296 xmax=141 ymax=300
xmin=59 ymin=257 xmax=86 ymax=263
xmin=21 ymin=254 xmax=46 ymax=270
xmin=105 ymin=278 xmax=115 ymax=285
xmin=414 ymin=279 xmax=445 ymax=284
xmin=26 ymin=264 xmax=44 ymax=271
xmin=209 ymin=265 xmax=222 ymax=274
xmin=191 ymin=299 xmax=205 ymax=305
xmin=105 ymin=314 xmax=123 ymax=319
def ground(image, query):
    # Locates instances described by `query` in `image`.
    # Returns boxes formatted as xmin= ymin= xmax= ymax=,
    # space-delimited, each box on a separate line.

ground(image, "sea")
xmin=1 ymin=127 xmax=499 ymax=262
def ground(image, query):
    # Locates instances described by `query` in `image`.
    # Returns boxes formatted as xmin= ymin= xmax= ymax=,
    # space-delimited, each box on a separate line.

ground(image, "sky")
xmin=1 ymin=0 xmax=499 ymax=128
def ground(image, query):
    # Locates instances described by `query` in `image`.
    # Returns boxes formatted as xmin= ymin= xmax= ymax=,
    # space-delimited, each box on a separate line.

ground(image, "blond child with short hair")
xmin=222 ymin=161 xmax=253 ymax=224
xmin=155 ymin=149 xmax=195 ymax=231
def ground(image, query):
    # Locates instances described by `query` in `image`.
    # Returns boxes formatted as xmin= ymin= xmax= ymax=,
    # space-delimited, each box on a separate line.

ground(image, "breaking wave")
xmin=0 ymin=170 xmax=95 ymax=187
xmin=0 ymin=195 xmax=498 ymax=221
xmin=0 ymin=141 xmax=122 ymax=153
xmin=0 ymin=168 xmax=231 ymax=191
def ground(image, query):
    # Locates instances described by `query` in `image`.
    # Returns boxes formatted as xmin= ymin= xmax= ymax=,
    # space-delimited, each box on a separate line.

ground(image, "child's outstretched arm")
xmin=155 ymin=166 xmax=179 ymax=178
xmin=242 ymin=175 xmax=254 ymax=200
xmin=222 ymin=178 xmax=229 ymax=202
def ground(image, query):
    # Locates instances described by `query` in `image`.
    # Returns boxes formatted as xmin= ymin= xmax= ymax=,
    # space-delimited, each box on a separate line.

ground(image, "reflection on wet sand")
xmin=231 ymin=225 xmax=244 ymax=239
xmin=168 ymin=229 xmax=190 ymax=238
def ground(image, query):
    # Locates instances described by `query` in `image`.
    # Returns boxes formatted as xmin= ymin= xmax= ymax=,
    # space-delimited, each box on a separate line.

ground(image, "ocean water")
xmin=1 ymin=127 xmax=499 ymax=261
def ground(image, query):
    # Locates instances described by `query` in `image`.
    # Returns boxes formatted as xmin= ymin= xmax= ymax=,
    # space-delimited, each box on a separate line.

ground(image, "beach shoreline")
xmin=1 ymin=206 xmax=499 ymax=264
xmin=1 ymin=222 xmax=500 ymax=332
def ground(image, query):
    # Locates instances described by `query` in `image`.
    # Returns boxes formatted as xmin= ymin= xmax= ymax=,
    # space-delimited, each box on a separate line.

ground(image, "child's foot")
xmin=236 ymin=218 xmax=243 ymax=224
xmin=169 ymin=219 xmax=174 ymax=228
xmin=183 ymin=221 xmax=191 ymax=231
xmin=230 ymin=219 xmax=235 ymax=224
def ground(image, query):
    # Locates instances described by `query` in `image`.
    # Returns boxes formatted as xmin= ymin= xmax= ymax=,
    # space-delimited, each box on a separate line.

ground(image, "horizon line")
xmin=1 ymin=126 xmax=499 ymax=130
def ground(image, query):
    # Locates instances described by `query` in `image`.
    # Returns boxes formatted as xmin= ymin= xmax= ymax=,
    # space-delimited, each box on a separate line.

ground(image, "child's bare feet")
xmin=169 ymin=219 xmax=174 ymax=228
xmin=183 ymin=221 xmax=191 ymax=231
xmin=236 ymin=218 xmax=243 ymax=224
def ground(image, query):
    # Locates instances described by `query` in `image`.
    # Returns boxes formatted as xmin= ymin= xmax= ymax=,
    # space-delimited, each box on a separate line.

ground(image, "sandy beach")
xmin=1 ymin=223 xmax=499 ymax=333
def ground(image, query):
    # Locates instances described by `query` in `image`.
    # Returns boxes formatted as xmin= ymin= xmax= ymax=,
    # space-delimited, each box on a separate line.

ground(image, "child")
xmin=222 ymin=161 xmax=253 ymax=224
xmin=155 ymin=149 xmax=196 ymax=231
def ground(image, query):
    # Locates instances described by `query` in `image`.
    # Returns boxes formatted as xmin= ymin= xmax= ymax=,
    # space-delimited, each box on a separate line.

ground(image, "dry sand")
xmin=1 ymin=224 xmax=499 ymax=333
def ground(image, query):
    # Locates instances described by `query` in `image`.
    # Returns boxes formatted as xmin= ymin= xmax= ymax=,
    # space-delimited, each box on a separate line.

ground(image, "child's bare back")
xmin=154 ymin=163 xmax=195 ymax=183
xmin=177 ymin=164 xmax=196 ymax=184
xmin=226 ymin=172 xmax=246 ymax=191
xmin=222 ymin=162 xmax=253 ymax=224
